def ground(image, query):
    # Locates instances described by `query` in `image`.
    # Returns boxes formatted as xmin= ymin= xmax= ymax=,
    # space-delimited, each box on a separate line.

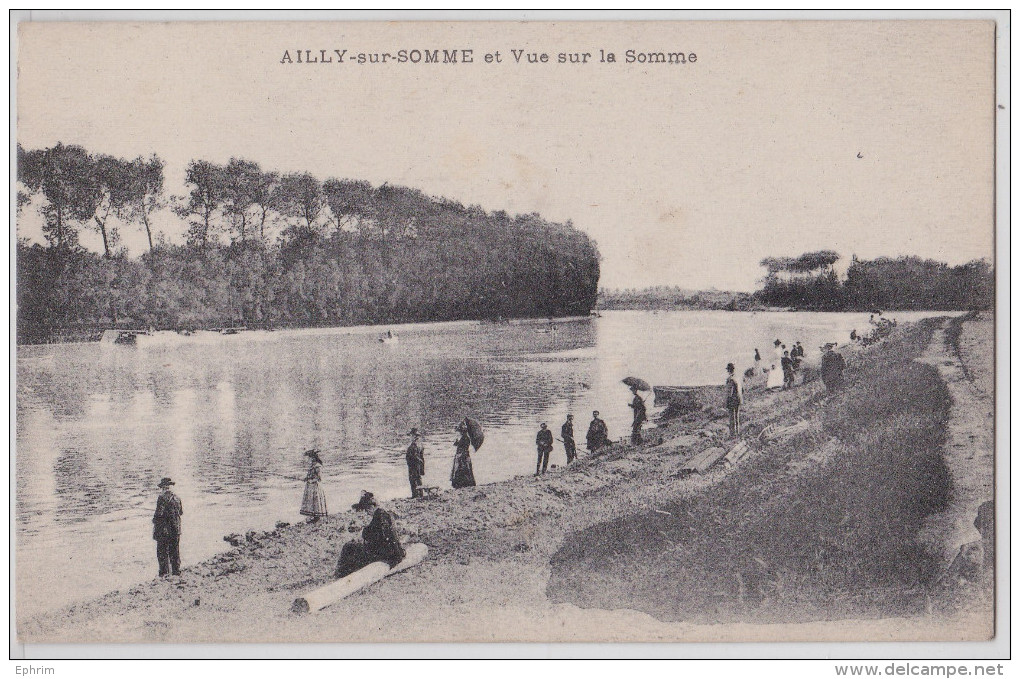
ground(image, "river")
xmin=15 ymin=309 xmax=944 ymax=618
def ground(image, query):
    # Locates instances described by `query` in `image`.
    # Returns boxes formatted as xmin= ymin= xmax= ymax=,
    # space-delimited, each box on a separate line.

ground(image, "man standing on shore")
xmin=820 ymin=344 xmax=847 ymax=393
xmin=152 ymin=477 xmax=183 ymax=578
xmin=586 ymin=410 xmax=609 ymax=452
xmin=628 ymin=387 xmax=647 ymax=444
xmin=405 ymin=428 xmax=425 ymax=498
xmin=561 ymin=414 xmax=577 ymax=463
xmin=725 ymin=363 xmax=743 ymax=438
xmin=536 ymin=423 xmax=554 ymax=475
xmin=781 ymin=350 xmax=795 ymax=389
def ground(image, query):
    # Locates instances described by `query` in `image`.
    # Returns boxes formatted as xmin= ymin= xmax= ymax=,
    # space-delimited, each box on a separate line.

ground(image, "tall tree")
xmin=221 ymin=158 xmax=264 ymax=244
xmin=174 ymin=160 xmax=225 ymax=249
xmin=18 ymin=143 xmax=101 ymax=250
xmin=122 ymin=155 xmax=166 ymax=252
xmin=323 ymin=177 xmax=375 ymax=235
xmin=275 ymin=172 xmax=324 ymax=237
xmin=249 ymin=168 xmax=280 ymax=243
xmin=90 ymin=154 xmax=135 ymax=258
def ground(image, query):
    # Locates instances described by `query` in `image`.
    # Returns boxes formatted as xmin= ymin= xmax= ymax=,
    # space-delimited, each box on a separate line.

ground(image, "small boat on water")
xmin=379 ymin=331 xmax=399 ymax=344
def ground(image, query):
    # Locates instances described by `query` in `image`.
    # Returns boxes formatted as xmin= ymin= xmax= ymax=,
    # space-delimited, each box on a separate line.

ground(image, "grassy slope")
xmin=548 ymin=319 xmax=953 ymax=624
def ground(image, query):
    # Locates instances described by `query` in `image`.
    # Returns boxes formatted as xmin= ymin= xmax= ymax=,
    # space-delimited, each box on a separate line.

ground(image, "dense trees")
xmin=756 ymin=251 xmax=993 ymax=311
xmin=16 ymin=143 xmax=601 ymax=342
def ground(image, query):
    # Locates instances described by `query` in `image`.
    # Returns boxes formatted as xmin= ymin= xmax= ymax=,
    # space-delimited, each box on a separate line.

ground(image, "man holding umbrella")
xmin=623 ymin=377 xmax=650 ymax=445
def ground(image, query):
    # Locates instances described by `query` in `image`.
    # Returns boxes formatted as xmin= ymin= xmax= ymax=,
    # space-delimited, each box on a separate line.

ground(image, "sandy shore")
xmin=18 ymin=314 xmax=995 ymax=644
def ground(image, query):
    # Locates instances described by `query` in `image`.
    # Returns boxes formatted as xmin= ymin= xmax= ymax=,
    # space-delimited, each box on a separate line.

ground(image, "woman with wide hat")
xmin=450 ymin=422 xmax=476 ymax=489
xmin=300 ymin=449 xmax=328 ymax=522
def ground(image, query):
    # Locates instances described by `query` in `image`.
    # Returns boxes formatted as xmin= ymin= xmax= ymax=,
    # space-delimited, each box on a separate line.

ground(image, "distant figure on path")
xmin=300 ymin=450 xmax=329 ymax=522
xmin=561 ymin=414 xmax=577 ymax=463
xmin=628 ymin=387 xmax=647 ymax=444
xmin=405 ymin=428 xmax=425 ymax=499
xmin=152 ymin=477 xmax=183 ymax=578
xmin=535 ymin=423 xmax=554 ymax=475
xmin=586 ymin=410 xmax=609 ymax=452
xmin=725 ymin=363 xmax=743 ymax=438
xmin=335 ymin=500 xmax=405 ymax=578
xmin=450 ymin=423 xmax=476 ymax=489
xmin=781 ymin=351 xmax=795 ymax=389
xmin=754 ymin=348 xmax=762 ymax=373
xmin=820 ymin=344 xmax=848 ymax=393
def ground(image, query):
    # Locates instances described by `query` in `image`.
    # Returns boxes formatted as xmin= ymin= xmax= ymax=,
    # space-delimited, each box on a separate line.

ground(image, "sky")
xmin=16 ymin=20 xmax=996 ymax=291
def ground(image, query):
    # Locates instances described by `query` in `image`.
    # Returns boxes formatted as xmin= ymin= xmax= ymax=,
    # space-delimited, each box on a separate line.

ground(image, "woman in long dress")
xmin=300 ymin=450 xmax=328 ymax=522
xmin=765 ymin=362 xmax=784 ymax=390
xmin=450 ymin=425 xmax=476 ymax=489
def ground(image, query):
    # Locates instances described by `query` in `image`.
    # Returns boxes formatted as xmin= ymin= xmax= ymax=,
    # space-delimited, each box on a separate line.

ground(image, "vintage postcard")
xmin=13 ymin=16 xmax=1002 ymax=648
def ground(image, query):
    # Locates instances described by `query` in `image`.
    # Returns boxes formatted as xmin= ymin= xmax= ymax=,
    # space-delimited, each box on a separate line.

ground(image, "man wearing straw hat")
xmin=152 ymin=477 xmax=184 ymax=578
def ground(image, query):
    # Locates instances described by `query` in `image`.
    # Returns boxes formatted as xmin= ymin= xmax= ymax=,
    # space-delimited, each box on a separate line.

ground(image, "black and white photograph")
xmin=11 ymin=14 xmax=1005 ymax=652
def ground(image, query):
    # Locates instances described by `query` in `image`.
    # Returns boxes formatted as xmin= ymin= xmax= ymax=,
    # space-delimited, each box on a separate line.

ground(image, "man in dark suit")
xmin=586 ymin=410 xmax=609 ymax=452
xmin=535 ymin=423 xmax=554 ymax=475
xmin=561 ymin=414 xmax=577 ymax=463
xmin=405 ymin=428 xmax=426 ymax=498
xmin=152 ymin=477 xmax=183 ymax=577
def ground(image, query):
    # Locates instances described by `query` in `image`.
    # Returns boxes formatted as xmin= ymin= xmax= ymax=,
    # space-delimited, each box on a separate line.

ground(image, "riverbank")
xmin=18 ymin=315 xmax=994 ymax=643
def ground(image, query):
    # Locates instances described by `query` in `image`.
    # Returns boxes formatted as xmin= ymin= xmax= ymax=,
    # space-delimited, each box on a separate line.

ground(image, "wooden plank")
xmin=292 ymin=543 xmax=428 ymax=614
xmin=725 ymin=441 xmax=751 ymax=465
xmin=681 ymin=446 xmax=727 ymax=474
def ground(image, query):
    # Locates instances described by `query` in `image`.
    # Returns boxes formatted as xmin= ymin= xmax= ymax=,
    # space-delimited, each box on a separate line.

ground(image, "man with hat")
xmin=406 ymin=428 xmax=426 ymax=498
xmin=152 ymin=477 xmax=183 ymax=578
xmin=561 ymin=414 xmax=577 ymax=463
xmin=586 ymin=410 xmax=609 ymax=453
xmin=820 ymin=343 xmax=847 ymax=393
xmin=535 ymin=423 xmax=554 ymax=475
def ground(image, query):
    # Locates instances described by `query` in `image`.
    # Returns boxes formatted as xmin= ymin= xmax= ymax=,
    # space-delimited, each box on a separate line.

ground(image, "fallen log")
xmin=292 ymin=543 xmax=428 ymax=614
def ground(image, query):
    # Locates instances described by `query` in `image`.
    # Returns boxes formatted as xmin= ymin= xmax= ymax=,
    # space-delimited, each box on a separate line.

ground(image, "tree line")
xmin=756 ymin=251 xmax=993 ymax=311
xmin=16 ymin=143 xmax=601 ymax=343
xmin=598 ymin=286 xmax=758 ymax=312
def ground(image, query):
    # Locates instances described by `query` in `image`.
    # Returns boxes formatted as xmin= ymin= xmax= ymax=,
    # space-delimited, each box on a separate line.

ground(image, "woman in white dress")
xmin=300 ymin=450 xmax=328 ymax=522
xmin=765 ymin=362 xmax=784 ymax=390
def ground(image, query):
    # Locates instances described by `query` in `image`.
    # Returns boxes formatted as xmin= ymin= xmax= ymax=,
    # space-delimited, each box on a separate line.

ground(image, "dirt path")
xmin=916 ymin=313 xmax=995 ymax=569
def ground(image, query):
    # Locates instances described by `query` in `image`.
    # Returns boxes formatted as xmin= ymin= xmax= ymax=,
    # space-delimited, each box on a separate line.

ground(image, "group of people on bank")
xmin=150 ymin=336 xmax=851 ymax=580
xmin=534 ymin=408 xmax=615 ymax=475
xmin=754 ymin=339 xmax=807 ymax=391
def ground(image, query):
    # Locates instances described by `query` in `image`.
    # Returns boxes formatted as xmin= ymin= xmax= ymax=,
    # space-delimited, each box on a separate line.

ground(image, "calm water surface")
xmin=15 ymin=310 xmax=946 ymax=616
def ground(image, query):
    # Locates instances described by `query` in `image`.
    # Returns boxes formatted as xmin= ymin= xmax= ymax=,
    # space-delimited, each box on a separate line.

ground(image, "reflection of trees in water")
xmin=24 ymin=321 xmax=599 ymax=520
xmin=23 ymin=366 xmax=90 ymax=422
xmin=168 ymin=324 xmax=597 ymax=479
xmin=53 ymin=447 xmax=113 ymax=522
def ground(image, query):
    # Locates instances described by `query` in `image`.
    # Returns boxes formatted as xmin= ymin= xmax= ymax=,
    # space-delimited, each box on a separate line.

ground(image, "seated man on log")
xmin=335 ymin=493 xmax=406 ymax=578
